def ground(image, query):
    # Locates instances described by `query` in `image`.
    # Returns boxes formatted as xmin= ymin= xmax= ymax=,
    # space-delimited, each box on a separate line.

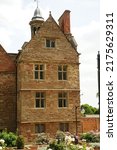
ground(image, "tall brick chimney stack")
xmin=58 ymin=10 xmax=71 ymax=35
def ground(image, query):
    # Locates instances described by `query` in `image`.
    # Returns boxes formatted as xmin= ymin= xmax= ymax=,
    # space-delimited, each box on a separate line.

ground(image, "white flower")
xmin=82 ymin=139 xmax=86 ymax=142
xmin=71 ymin=137 xmax=75 ymax=142
xmin=0 ymin=146 xmax=2 ymax=150
xmin=0 ymin=139 xmax=5 ymax=144
xmin=48 ymin=149 xmax=52 ymax=150
xmin=79 ymin=145 xmax=83 ymax=149
xmin=65 ymin=135 xmax=75 ymax=145
xmin=86 ymin=147 xmax=94 ymax=150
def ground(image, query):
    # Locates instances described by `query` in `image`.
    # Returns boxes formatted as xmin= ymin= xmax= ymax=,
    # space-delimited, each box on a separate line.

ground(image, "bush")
xmin=16 ymin=135 xmax=24 ymax=149
xmin=67 ymin=144 xmax=79 ymax=150
xmin=80 ymin=131 xmax=100 ymax=143
xmin=56 ymin=131 xmax=65 ymax=143
xmin=36 ymin=133 xmax=49 ymax=145
xmin=0 ymin=130 xmax=17 ymax=147
xmin=47 ymin=141 xmax=66 ymax=150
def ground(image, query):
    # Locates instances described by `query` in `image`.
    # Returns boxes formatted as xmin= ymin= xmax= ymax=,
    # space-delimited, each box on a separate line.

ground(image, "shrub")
xmin=16 ymin=135 xmax=24 ymax=149
xmin=80 ymin=131 xmax=100 ymax=143
xmin=47 ymin=141 xmax=66 ymax=150
xmin=0 ymin=130 xmax=17 ymax=147
xmin=67 ymin=144 xmax=79 ymax=150
xmin=36 ymin=133 xmax=49 ymax=145
xmin=56 ymin=131 xmax=65 ymax=143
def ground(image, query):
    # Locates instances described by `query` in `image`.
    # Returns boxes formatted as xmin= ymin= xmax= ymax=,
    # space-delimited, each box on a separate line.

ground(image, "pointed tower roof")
xmin=32 ymin=6 xmax=44 ymax=21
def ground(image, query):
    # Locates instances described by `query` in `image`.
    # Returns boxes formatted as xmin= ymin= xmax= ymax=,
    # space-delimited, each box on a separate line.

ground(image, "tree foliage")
xmin=81 ymin=104 xmax=99 ymax=114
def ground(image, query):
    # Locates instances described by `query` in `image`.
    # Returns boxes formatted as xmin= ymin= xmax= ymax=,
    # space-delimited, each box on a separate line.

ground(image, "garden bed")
xmin=0 ymin=130 xmax=100 ymax=150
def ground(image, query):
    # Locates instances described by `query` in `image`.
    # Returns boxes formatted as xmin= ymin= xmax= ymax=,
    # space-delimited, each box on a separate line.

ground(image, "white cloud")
xmin=0 ymin=0 xmax=51 ymax=52
xmin=0 ymin=27 xmax=12 ymax=51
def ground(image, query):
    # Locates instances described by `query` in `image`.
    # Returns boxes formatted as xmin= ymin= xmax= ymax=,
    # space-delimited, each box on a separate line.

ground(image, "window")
xmin=60 ymin=123 xmax=69 ymax=132
xmin=33 ymin=27 xmax=40 ymax=35
xmin=35 ymin=92 xmax=45 ymax=108
xmin=34 ymin=64 xmax=45 ymax=80
xmin=46 ymin=39 xmax=55 ymax=48
xmin=58 ymin=92 xmax=68 ymax=107
xmin=58 ymin=65 xmax=67 ymax=80
xmin=35 ymin=124 xmax=45 ymax=133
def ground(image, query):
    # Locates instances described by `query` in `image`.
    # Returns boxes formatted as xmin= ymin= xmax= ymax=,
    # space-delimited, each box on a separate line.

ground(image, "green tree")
xmin=81 ymin=104 xmax=99 ymax=114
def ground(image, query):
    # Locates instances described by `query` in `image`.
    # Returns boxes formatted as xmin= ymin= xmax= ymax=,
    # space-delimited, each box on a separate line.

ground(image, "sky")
xmin=0 ymin=0 xmax=100 ymax=108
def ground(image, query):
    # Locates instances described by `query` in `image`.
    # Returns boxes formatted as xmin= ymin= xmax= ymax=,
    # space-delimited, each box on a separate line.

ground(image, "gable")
xmin=0 ymin=45 xmax=16 ymax=72
xmin=18 ymin=14 xmax=79 ymax=64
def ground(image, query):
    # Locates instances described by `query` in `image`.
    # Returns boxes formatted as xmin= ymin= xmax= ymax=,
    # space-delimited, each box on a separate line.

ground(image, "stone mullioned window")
xmin=34 ymin=64 xmax=45 ymax=80
xmin=60 ymin=123 xmax=69 ymax=132
xmin=58 ymin=92 xmax=68 ymax=107
xmin=58 ymin=65 xmax=67 ymax=80
xmin=35 ymin=124 xmax=45 ymax=133
xmin=46 ymin=39 xmax=55 ymax=48
xmin=35 ymin=92 xmax=45 ymax=108
xmin=34 ymin=64 xmax=68 ymax=81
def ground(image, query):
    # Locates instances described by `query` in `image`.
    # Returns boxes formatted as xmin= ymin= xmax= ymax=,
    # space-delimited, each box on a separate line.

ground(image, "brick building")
xmin=0 ymin=6 xmax=81 ymax=139
xmin=0 ymin=45 xmax=17 ymax=132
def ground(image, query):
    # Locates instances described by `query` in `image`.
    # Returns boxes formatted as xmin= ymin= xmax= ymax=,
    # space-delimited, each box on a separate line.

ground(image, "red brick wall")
xmin=0 ymin=45 xmax=16 ymax=72
xmin=81 ymin=116 xmax=100 ymax=133
xmin=0 ymin=45 xmax=17 ymax=132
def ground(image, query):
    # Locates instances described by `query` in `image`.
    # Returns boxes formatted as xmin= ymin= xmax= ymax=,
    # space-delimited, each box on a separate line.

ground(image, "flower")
xmin=86 ymin=147 xmax=94 ymax=150
xmin=82 ymin=139 xmax=86 ymax=142
xmin=65 ymin=135 xmax=75 ymax=145
xmin=0 ymin=146 xmax=2 ymax=150
xmin=79 ymin=145 xmax=83 ymax=149
xmin=0 ymin=139 xmax=4 ymax=145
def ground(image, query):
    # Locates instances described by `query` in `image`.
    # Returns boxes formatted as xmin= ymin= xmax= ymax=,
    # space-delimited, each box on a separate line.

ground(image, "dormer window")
xmin=46 ymin=39 xmax=55 ymax=48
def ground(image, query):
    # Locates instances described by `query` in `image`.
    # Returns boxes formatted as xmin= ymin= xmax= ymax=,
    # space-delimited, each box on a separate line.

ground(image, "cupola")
xmin=29 ymin=3 xmax=44 ymax=38
xmin=32 ymin=6 xmax=44 ymax=21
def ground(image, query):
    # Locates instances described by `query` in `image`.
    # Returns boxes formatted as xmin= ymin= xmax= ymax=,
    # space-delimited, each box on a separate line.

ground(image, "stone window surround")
xmin=33 ymin=63 xmax=68 ymax=81
xmin=59 ymin=123 xmax=69 ymax=132
xmin=45 ymin=38 xmax=56 ymax=48
xmin=35 ymin=123 xmax=45 ymax=133
xmin=35 ymin=92 xmax=46 ymax=108
xmin=34 ymin=91 xmax=69 ymax=109
xmin=34 ymin=64 xmax=45 ymax=80
xmin=58 ymin=65 xmax=67 ymax=80
xmin=58 ymin=91 xmax=68 ymax=108
xmin=34 ymin=122 xmax=69 ymax=133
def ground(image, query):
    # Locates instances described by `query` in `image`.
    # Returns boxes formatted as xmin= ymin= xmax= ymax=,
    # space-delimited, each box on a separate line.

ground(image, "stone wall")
xmin=18 ymin=121 xmax=81 ymax=143
xmin=17 ymin=11 xmax=81 ymax=138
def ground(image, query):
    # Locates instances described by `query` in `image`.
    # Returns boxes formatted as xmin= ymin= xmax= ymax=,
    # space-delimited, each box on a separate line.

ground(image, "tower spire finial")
xmin=34 ymin=0 xmax=39 ymax=8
